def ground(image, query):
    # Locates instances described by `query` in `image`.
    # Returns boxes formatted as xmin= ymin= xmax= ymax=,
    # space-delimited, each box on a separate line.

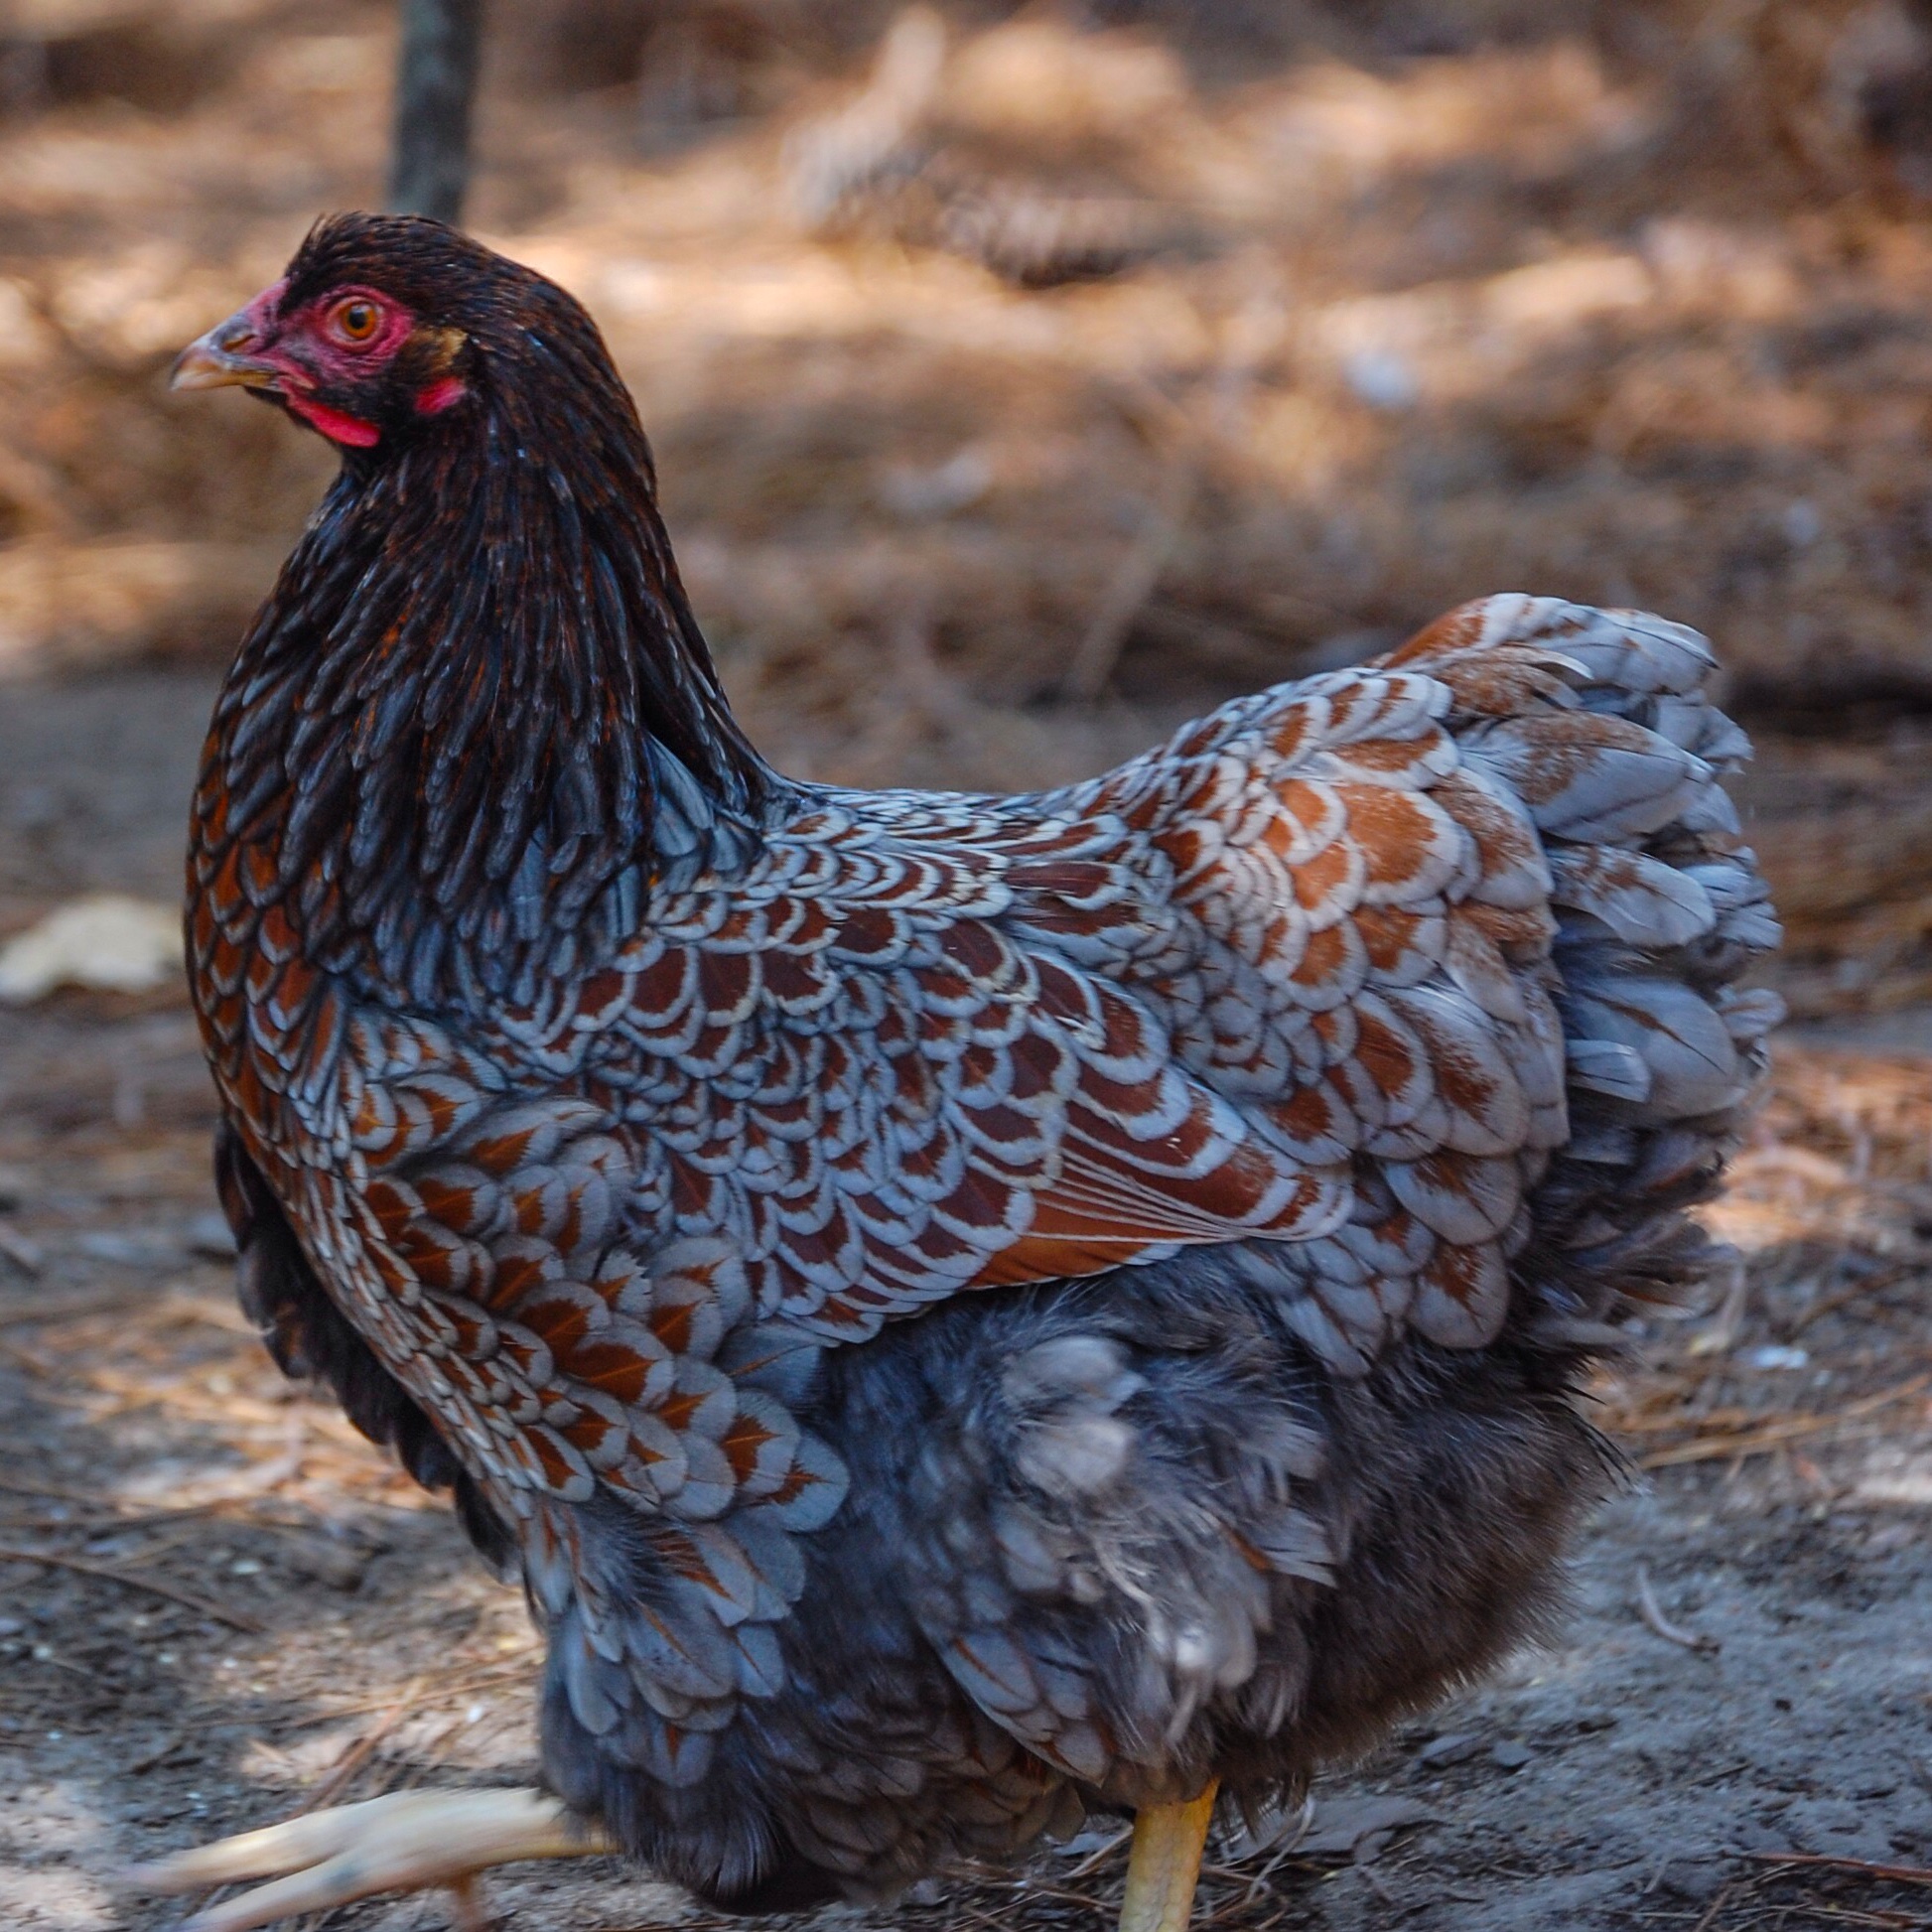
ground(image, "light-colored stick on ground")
xmin=125 ymin=1785 xmax=618 ymax=1932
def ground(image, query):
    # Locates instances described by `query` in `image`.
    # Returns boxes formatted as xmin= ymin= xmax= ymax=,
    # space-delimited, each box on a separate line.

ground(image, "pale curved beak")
xmin=170 ymin=310 xmax=280 ymax=392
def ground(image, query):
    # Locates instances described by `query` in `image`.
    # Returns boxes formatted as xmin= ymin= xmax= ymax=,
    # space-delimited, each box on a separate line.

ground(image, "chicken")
xmin=141 ymin=213 xmax=1780 ymax=1932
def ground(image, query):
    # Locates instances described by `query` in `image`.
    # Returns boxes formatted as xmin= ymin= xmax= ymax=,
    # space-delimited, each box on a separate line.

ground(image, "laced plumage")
xmin=167 ymin=214 xmax=1778 ymax=1929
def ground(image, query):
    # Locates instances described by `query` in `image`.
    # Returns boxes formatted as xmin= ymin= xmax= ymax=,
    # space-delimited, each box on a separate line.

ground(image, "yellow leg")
xmin=1118 ymin=1781 xmax=1219 ymax=1932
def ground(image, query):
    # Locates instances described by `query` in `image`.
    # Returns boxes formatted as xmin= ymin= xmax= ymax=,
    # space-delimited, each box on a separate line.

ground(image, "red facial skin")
xmin=225 ymin=279 xmax=466 ymax=448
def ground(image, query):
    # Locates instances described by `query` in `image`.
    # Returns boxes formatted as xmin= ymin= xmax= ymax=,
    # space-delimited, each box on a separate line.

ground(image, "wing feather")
xmin=192 ymin=593 xmax=1769 ymax=1744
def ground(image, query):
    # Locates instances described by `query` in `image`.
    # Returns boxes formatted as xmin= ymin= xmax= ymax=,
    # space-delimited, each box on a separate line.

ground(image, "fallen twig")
xmin=1356 ymin=1863 xmax=1397 ymax=1907
xmin=1791 ymin=1266 xmax=1913 ymax=1335
xmin=290 ymin=1677 xmax=427 ymax=1816
xmin=0 ymin=1335 xmax=58 ymax=1378
xmin=1059 ymin=1825 xmax=1132 ymax=1881
xmin=0 ymin=1474 xmax=111 ymax=1505
xmin=278 ymin=1651 xmax=540 ymax=1729
xmin=2 ymin=1497 xmax=257 ymax=1537
xmin=1741 ymin=1850 xmax=1932 ymax=1886
xmin=0 ymin=1542 xmax=263 ymax=1632
xmin=998 ymin=1873 xmax=1113 ymax=1912
xmin=0 ymin=1444 xmax=301 ymax=1524
xmin=1639 ymin=1415 xmax=1856 ymax=1468
xmin=0 ymin=1224 xmax=45 ymax=1276
xmin=946 ymin=1897 xmax=1029 ymax=1932
xmin=1634 ymin=1564 xmax=1720 ymax=1654
xmin=1686 ymin=1256 xmax=1748 ymax=1357
xmin=125 ymin=1727 xmax=188 ymax=1776
xmin=1688 ymin=1881 xmax=1736 ymax=1932
xmin=0 ymin=1289 xmax=145 ymax=1326
xmin=1638 ymin=1373 xmax=1932 ymax=1469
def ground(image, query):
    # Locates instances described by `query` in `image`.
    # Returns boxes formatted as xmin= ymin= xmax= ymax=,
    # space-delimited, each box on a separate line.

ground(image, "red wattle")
xmin=284 ymin=392 xmax=381 ymax=448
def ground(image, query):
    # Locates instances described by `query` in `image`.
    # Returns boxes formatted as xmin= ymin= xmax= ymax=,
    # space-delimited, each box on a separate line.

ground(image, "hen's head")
xmin=172 ymin=214 xmax=776 ymax=878
xmin=172 ymin=212 xmax=621 ymax=455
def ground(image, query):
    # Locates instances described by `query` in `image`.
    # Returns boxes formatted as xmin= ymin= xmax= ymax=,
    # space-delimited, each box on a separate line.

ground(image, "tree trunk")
xmin=388 ymin=0 xmax=483 ymax=226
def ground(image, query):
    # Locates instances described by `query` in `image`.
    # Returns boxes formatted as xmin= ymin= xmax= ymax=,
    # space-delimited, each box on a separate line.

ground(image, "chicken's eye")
xmin=333 ymin=299 xmax=381 ymax=344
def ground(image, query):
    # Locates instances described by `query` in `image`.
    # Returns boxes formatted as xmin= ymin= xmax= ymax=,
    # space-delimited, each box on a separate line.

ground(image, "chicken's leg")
xmin=125 ymin=1785 xmax=617 ymax=1932
xmin=1118 ymin=1782 xmax=1220 ymax=1932
xmin=134 ymin=1776 xmax=1224 ymax=1932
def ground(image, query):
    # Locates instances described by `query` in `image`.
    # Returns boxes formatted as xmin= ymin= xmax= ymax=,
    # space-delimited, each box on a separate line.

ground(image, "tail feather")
xmin=1390 ymin=596 xmax=1781 ymax=1330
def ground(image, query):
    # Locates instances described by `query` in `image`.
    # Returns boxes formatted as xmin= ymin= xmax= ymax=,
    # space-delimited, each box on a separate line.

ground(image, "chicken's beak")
xmin=170 ymin=310 xmax=280 ymax=393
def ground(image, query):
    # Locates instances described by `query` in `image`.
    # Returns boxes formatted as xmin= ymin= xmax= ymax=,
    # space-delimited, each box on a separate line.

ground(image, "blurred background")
xmin=12 ymin=0 xmax=1932 ymax=1011
xmin=9 ymin=7 xmax=1932 ymax=1930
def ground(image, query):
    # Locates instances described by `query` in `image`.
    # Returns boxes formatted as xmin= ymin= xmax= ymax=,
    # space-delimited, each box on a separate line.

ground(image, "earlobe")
xmin=415 ymin=376 xmax=468 ymax=415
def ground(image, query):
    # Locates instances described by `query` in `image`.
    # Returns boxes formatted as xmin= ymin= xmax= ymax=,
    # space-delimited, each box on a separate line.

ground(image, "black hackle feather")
xmin=211 ymin=212 xmax=777 ymax=998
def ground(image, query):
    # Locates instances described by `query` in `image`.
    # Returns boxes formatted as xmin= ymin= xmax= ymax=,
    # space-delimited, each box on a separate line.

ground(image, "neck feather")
xmin=207 ymin=370 xmax=777 ymax=1003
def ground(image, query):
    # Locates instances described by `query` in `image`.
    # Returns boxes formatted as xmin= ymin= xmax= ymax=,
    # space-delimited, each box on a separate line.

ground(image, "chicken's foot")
xmin=124 ymin=1785 xmax=617 ymax=1932
xmin=1119 ymin=1781 xmax=1220 ymax=1932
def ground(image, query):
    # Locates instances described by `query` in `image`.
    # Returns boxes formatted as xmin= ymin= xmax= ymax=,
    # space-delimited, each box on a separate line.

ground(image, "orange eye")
xmin=334 ymin=298 xmax=380 ymax=343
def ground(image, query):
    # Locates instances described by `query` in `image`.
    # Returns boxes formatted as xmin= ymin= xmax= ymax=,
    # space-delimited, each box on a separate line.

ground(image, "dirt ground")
xmin=2 ymin=672 xmax=1931 ymax=1932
